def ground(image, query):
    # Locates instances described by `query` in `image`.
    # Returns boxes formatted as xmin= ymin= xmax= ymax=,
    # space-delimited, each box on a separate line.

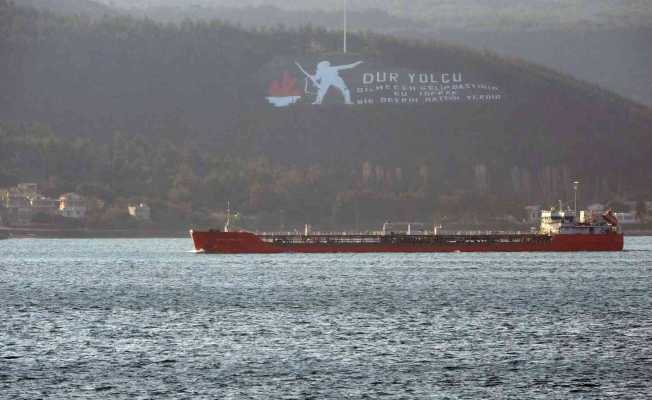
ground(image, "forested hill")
xmin=2 ymin=1 xmax=652 ymax=229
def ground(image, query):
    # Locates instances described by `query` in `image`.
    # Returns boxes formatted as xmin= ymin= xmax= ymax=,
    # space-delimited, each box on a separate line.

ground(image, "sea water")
xmin=1 ymin=238 xmax=651 ymax=399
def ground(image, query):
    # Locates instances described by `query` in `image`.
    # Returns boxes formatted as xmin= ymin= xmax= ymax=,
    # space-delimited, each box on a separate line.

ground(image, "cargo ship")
xmin=190 ymin=208 xmax=624 ymax=253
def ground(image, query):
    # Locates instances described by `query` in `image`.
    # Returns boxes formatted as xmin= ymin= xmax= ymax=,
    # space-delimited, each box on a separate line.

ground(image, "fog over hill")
xmin=103 ymin=0 xmax=652 ymax=29
xmin=52 ymin=0 xmax=651 ymax=106
xmin=14 ymin=0 xmax=115 ymax=17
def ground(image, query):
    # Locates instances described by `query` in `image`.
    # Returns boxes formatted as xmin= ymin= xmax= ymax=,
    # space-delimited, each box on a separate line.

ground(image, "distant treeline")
xmin=0 ymin=122 xmax=463 ymax=228
xmin=1 ymin=1 xmax=652 ymax=228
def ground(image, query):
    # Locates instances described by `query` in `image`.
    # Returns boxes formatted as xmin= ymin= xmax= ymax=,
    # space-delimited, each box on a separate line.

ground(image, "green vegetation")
xmin=1 ymin=0 xmax=651 ymax=230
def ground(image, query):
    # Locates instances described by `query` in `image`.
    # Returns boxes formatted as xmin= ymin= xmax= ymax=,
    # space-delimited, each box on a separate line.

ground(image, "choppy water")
xmin=1 ymin=237 xmax=651 ymax=399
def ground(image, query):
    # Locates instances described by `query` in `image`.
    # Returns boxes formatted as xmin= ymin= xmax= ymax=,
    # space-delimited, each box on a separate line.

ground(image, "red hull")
xmin=190 ymin=231 xmax=624 ymax=254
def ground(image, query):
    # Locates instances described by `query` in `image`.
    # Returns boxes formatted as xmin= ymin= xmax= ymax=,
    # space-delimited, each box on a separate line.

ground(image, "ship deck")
xmin=258 ymin=233 xmax=551 ymax=246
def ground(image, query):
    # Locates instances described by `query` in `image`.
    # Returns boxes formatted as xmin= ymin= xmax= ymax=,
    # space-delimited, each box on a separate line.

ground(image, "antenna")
xmin=343 ymin=0 xmax=348 ymax=53
xmin=224 ymin=201 xmax=231 ymax=232
xmin=573 ymin=180 xmax=580 ymax=216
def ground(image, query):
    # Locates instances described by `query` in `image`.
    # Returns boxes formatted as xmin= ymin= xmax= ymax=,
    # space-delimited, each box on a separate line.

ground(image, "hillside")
xmin=103 ymin=0 xmax=652 ymax=30
xmin=15 ymin=0 xmax=652 ymax=106
xmin=2 ymin=0 xmax=652 ymax=230
xmin=109 ymin=2 xmax=652 ymax=106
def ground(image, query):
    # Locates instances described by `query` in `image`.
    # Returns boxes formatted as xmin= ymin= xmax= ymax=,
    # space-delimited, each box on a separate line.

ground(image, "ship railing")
xmin=257 ymin=233 xmax=549 ymax=246
xmin=260 ymin=234 xmax=385 ymax=245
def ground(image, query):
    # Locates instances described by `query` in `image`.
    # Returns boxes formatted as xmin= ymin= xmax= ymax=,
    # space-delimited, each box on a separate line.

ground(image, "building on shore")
xmin=30 ymin=195 xmax=60 ymax=216
xmin=59 ymin=193 xmax=87 ymax=219
xmin=128 ymin=203 xmax=151 ymax=221
xmin=16 ymin=183 xmax=39 ymax=199
xmin=614 ymin=212 xmax=640 ymax=225
xmin=644 ymin=201 xmax=652 ymax=220
xmin=0 ymin=188 xmax=33 ymax=225
xmin=587 ymin=203 xmax=606 ymax=214
xmin=1 ymin=184 xmax=93 ymax=225
xmin=524 ymin=205 xmax=542 ymax=223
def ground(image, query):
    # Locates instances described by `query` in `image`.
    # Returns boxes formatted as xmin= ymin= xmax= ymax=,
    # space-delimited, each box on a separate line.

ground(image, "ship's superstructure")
xmin=539 ymin=209 xmax=619 ymax=235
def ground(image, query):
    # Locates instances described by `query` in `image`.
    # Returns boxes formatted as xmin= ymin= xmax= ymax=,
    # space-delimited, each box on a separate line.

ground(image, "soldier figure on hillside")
xmin=296 ymin=60 xmax=363 ymax=105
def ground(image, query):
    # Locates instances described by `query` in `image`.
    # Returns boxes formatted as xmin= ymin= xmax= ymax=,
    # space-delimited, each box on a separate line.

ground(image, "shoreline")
xmin=0 ymin=227 xmax=188 ymax=239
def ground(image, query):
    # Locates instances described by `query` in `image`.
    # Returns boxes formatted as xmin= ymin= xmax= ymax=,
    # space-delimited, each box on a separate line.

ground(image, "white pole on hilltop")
xmin=343 ymin=0 xmax=348 ymax=53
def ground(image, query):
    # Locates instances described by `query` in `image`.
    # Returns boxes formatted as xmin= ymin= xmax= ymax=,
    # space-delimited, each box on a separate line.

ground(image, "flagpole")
xmin=343 ymin=0 xmax=348 ymax=53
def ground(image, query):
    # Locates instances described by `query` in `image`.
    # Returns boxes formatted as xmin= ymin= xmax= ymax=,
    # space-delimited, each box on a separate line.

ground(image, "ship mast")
xmin=224 ymin=201 xmax=231 ymax=232
xmin=573 ymin=180 xmax=580 ymax=216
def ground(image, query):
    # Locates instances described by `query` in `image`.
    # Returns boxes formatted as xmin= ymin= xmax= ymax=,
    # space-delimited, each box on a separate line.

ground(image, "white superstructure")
xmin=539 ymin=209 xmax=618 ymax=235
